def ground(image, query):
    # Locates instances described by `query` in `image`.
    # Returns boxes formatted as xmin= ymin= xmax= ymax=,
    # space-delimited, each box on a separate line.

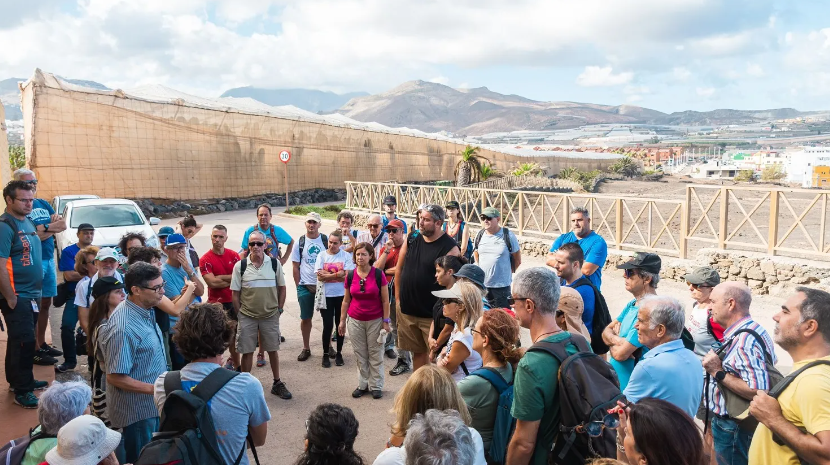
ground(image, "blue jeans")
xmin=711 ymin=416 xmax=752 ymax=465
xmin=486 ymin=286 xmax=511 ymax=309
xmin=117 ymin=416 xmax=160 ymax=464
xmin=60 ymin=299 xmax=78 ymax=367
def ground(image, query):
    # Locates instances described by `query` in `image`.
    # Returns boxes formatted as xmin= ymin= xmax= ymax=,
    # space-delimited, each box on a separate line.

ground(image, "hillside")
xmin=220 ymin=87 xmax=368 ymax=113
xmin=2 ymin=76 xmax=108 ymax=121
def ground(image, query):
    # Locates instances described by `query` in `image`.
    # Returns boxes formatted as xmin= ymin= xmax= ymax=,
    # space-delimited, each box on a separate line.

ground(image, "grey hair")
xmin=38 ymin=381 xmax=92 ymax=435
xmin=796 ymin=286 xmax=830 ymax=342
xmin=513 ymin=267 xmax=561 ymax=316
xmin=12 ymin=168 xmax=35 ymax=180
xmin=404 ymin=409 xmax=476 ymax=465
xmin=248 ymin=230 xmax=266 ymax=242
xmin=641 ymin=295 xmax=685 ymax=340
xmin=367 ymin=214 xmax=382 ymax=223
xmin=640 ymin=270 xmax=660 ymax=289
xmin=721 ymin=282 xmax=752 ymax=313
xmin=570 ymin=206 xmax=590 ymax=219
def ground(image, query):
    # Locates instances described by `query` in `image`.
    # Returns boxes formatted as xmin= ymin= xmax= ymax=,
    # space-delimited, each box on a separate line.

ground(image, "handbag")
xmin=53 ymin=282 xmax=72 ymax=308
xmin=75 ymin=327 xmax=88 ymax=356
xmin=314 ymin=279 xmax=327 ymax=311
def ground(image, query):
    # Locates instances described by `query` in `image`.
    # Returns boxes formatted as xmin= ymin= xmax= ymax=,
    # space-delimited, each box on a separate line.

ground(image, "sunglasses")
xmin=386 ymin=228 xmax=399 ymax=234
xmin=480 ymin=215 xmax=492 ymax=221
xmin=249 ymin=242 xmax=265 ymax=247
xmin=687 ymin=282 xmax=712 ymax=290
xmin=507 ymin=296 xmax=529 ymax=306
xmin=443 ymin=298 xmax=462 ymax=306
xmin=582 ymin=401 xmax=633 ymax=437
xmin=23 ymin=180 xmax=38 ymax=185
xmin=359 ymin=278 xmax=367 ymax=293
xmin=368 ymin=224 xmax=381 ymax=229
xmin=623 ymin=269 xmax=639 ymax=279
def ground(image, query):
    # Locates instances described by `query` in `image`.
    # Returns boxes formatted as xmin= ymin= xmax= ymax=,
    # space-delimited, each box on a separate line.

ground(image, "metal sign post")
xmin=279 ymin=150 xmax=291 ymax=209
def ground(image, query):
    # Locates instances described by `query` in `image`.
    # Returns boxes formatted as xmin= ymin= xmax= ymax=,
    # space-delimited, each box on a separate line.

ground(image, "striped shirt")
xmin=708 ymin=316 xmax=777 ymax=416
xmin=101 ymin=298 xmax=167 ymax=428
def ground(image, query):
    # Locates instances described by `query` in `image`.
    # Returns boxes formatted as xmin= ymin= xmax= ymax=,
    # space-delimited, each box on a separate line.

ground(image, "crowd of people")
xmin=3 ymin=177 xmax=830 ymax=465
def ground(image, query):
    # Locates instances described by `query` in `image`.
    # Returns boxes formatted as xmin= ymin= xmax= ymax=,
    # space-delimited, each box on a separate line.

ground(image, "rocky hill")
xmin=220 ymin=86 xmax=368 ymax=113
xmin=2 ymin=76 xmax=109 ymax=121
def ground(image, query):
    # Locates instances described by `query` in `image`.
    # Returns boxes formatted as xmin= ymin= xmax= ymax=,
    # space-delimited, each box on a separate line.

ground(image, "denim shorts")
xmin=41 ymin=258 xmax=58 ymax=298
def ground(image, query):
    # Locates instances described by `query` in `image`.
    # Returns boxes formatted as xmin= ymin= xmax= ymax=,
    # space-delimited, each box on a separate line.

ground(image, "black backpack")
xmin=135 ymin=368 xmax=259 ymax=465
xmin=0 ymin=428 xmax=54 ymax=465
xmin=239 ymin=256 xmax=280 ymax=282
xmin=346 ymin=268 xmax=383 ymax=296
xmin=528 ymin=333 xmax=623 ymax=464
xmin=570 ymin=277 xmax=612 ymax=355
xmin=298 ymin=234 xmax=328 ymax=259
xmin=474 ymin=227 xmax=517 ymax=271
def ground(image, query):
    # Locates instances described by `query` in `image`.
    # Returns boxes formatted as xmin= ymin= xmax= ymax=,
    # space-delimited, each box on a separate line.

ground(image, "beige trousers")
xmin=347 ymin=316 xmax=385 ymax=391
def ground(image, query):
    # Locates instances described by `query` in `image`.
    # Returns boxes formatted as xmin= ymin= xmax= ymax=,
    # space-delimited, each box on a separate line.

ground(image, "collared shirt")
xmin=356 ymin=231 xmax=388 ymax=251
xmin=623 ymin=339 xmax=703 ymax=417
xmin=708 ymin=316 xmax=777 ymax=416
xmin=101 ymin=298 xmax=167 ymax=428
xmin=609 ymin=299 xmax=645 ymax=390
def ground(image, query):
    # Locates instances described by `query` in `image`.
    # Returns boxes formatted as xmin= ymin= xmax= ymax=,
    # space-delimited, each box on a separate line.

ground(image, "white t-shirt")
xmin=290 ymin=235 xmax=327 ymax=285
xmin=372 ymin=426 xmax=487 ymax=465
xmin=686 ymin=302 xmax=720 ymax=359
xmin=443 ymin=327 xmax=483 ymax=383
xmin=314 ymin=250 xmax=355 ymax=297
xmin=74 ymin=271 xmax=124 ymax=308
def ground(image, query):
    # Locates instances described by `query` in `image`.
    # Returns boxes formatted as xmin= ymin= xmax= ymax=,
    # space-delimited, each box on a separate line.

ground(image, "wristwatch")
xmin=715 ymin=370 xmax=727 ymax=382
xmin=43 ymin=223 xmax=49 ymax=232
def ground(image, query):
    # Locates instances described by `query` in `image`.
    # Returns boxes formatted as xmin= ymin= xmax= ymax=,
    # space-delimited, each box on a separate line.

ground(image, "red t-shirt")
xmin=199 ymin=249 xmax=241 ymax=303
xmin=379 ymin=245 xmax=402 ymax=270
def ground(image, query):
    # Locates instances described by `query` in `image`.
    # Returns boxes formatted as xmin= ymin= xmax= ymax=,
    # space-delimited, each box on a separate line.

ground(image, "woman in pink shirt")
xmin=338 ymin=242 xmax=391 ymax=400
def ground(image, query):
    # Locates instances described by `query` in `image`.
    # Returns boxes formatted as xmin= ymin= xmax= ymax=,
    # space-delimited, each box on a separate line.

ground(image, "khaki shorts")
xmin=396 ymin=307 xmax=433 ymax=354
xmin=237 ymin=312 xmax=280 ymax=354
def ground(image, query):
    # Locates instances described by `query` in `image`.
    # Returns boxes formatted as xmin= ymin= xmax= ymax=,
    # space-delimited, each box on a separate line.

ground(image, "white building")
xmin=787 ymin=147 xmax=830 ymax=187
xmin=691 ymin=160 xmax=741 ymax=179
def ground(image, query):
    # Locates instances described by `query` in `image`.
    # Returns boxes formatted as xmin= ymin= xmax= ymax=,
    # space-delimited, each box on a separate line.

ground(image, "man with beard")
xmin=291 ymin=212 xmax=328 ymax=362
xmin=546 ymin=206 xmax=607 ymax=288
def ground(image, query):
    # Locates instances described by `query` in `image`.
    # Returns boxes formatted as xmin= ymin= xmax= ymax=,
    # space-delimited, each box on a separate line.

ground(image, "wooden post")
xmin=718 ymin=187 xmax=729 ymax=250
xmin=821 ymin=193 xmax=827 ymax=254
xmin=562 ymin=195 xmax=570 ymax=235
xmin=346 ymin=182 xmax=352 ymax=208
xmin=615 ymin=198 xmax=623 ymax=250
xmin=679 ymin=187 xmax=690 ymax=259
xmin=768 ymin=190 xmax=779 ymax=256
xmin=518 ymin=193 xmax=524 ymax=235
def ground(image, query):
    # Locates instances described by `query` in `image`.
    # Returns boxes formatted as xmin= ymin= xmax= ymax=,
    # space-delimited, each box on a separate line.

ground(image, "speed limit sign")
xmin=279 ymin=150 xmax=291 ymax=163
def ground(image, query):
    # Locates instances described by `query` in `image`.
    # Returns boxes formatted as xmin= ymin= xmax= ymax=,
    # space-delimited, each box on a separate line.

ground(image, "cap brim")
xmin=683 ymin=273 xmax=704 ymax=284
xmin=616 ymin=262 xmax=638 ymax=270
xmin=45 ymin=428 xmax=121 ymax=465
xmin=432 ymin=289 xmax=462 ymax=299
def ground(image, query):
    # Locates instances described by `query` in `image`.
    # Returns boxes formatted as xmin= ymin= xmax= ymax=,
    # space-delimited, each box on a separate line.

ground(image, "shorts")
xmin=396 ymin=308 xmax=433 ymax=354
xmin=297 ymin=285 xmax=315 ymax=320
xmin=236 ymin=312 xmax=281 ymax=353
xmin=41 ymin=258 xmax=57 ymax=298
xmin=221 ymin=302 xmax=237 ymax=321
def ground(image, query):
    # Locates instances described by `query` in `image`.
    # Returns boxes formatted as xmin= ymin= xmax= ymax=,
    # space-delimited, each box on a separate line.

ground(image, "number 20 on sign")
xmin=280 ymin=150 xmax=291 ymax=207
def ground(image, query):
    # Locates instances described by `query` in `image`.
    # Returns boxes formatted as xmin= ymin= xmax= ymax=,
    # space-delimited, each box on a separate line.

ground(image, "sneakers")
xmin=271 ymin=380 xmax=292 ymax=399
xmin=297 ymin=349 xmax=311 ymax=362
xmin=372 ymin=390 xmax=383 ymax=399
xmin=335 ymin=353 xmax=344 ymax=366
xmin=14 ymin=392 xmax=38 ymax=409
xmin=40 ymin=343 xmax=63 ymax=357
xmin=389 ymin=359 xmax=411 ymax=376
xmin=352 ymin=387 xmax=369 ymax=398
xmin=55 ymin=363 xmax=75 ymax=373
xmin=8 ymin=380 xmax=48 ymax=392
xmin=329 ymin=347 xmax=337 ymax=359
xmin=280 ymin=335 xmax=286 ymax=342
xmin=384 ymin=348 xmax=397 ymax=359
xmin=33 ymin=349 xmax=58 ymax=366
xmin=256 ymin=353 xmax=266 ymax=367
xmin=322 ymin=355 xmax=331 ymax=368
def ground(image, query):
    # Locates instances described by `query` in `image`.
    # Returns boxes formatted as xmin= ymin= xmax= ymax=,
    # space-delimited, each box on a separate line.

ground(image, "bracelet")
xmin=616 ymin=432 xmax=625 ymax=452
xmin=383 ymin=318 xmax=391 ymax=323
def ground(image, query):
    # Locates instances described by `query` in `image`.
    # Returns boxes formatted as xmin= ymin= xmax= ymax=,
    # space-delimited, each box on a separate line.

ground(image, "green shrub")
xmin=285 ymin=204 xmax=346 ymax=220
xmin=760 ymin=165 xmax=786 ymax=182
xmin=9 ymin=146 xmax=25 ymax=171
xmin=734 ymin=170 xmax=755 ymax=182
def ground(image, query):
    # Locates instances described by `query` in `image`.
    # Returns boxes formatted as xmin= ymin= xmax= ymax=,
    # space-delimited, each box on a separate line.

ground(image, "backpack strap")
xmin=299 ymin=236 xmax=306 ymax=259
xmin=190 ymin=367 xmax=240 ymax=402
xmin=240 ymin=257 xmax=248 ymax=276
xmin=346 ymin=269 xmax=355 ymax=289
xmin=352 ymin=230 xmax=358 ymax=239
xmin=717 ymin=328 xmax=774 ymax=365
xmin=163 ymin=370 xmax=183 ymax=396
xmin=471 ymin=367 xmax=510 ymax=393
xmin=374 ymin=267 xmax=383 ymax=297
xmin=769 ymin=360 xmax=830 ymax=398
xmin=502 ymin=227 xmax=514 ymax=253
xmin=460 ymin=361 xmax=469 ymax=376
xmin=473 ymin=229 xmax=484 ymax=250
xmin=528 ymin=338 xmax=572 ymax=364
xmin=321 ymin=234 xmax=328 ymax=249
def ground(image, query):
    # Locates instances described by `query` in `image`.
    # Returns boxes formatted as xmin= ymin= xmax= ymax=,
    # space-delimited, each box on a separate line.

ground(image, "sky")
xmin=1 ymin=0 xmax=829 ymax=113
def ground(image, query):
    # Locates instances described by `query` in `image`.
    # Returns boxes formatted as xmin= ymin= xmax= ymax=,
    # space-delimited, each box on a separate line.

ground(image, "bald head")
xmin=710 ymin=281 xmax=752 ymax=327
xmin=719 ymin=282 xmax=752 ymax=313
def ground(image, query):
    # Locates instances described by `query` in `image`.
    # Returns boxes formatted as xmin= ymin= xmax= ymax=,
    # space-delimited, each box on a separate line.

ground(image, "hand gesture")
xmin=385 ymin=238 xmax=394 ymax=251
xmin=177 ymin=250 xmax=192 ymax=271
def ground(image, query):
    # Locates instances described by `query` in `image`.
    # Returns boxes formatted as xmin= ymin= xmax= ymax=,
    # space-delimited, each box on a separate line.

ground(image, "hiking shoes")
xmin=372 ymin=390 xmax=383 ymax=399
xmin=384 ymin=349 xmax=397 ymax=359
xmin=256 ymin=353 xmax=266 ymax=367
xmin=33 ymin=380 xmax=49 ymax=391
xmin=14 ymin=392 xmax=38 ymax=409
xmin=389 ymin=359 xmax=410 ymax=376
xmin=322 ymin=355 xmax=331 ymax=368
xmin=271 ymin=380 xmax=292 ymax=399
xmin=55 ymin=363 xmax=75 ymax=373
xmin=33 ymin=349 xmax=58 ymax=366
xmin=352 ymin=387 xmax=369 ymax=398
xmin=335 ymin=353 xmax=344 ymax=366
xmin=41 ymin=343 xmax=63 ymax=357
xmin=297 ymin=349 xmax=311 ymax=362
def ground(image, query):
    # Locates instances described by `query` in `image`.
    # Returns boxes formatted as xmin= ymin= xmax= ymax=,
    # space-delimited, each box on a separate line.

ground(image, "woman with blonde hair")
xmin=556 ymin=286 xmax=591 ymax=340
xmin=432 ymin=280 xmax=484 ymax=382
xmin=373 ymin=364 xmax=486 ymax=465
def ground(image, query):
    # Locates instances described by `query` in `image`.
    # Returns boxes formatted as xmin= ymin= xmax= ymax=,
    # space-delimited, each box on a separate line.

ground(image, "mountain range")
xmin=1 ymin=76 xmax=109 ymax=120
xmin=220 ymin=87 xmax=368 ymax=113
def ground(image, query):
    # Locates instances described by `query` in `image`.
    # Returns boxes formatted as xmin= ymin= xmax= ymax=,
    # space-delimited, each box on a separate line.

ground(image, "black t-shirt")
xmin=399 ymin=233 xmax=458 ymax=318
xmin=431 ymin=299 xmax=454 ymax=352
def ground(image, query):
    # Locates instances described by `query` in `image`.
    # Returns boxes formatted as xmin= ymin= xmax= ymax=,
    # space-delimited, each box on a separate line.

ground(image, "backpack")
xmin=470 ymin=367 xmax=515 ymax=465
xmin=135 ymin=368 xmax=259 ymax=465
xmin=528 ymin=333 xmax=623 ymax=464
xmin=443 ymin=221 xmax=474 ymax=261
xmin=239 ymin=256 xmax=281 ymax=284
xmin=474 ymin=227 xmax=517 ymax=271
xmin=570 ymin=277 xmax=612 ymax=355
xmin=252 ymin=224 xmax=283 ymax=259
xmin=346 ymin=268 xmax=383 ymax=297
xmin=298 ymin=234 xmax=328 ymax=260
xmin=0 ymin=428 xmax=54 ymax=465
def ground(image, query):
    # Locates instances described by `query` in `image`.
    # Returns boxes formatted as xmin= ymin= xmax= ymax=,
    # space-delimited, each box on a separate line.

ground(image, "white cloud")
xmin=672 ymin=66 xmax=691 ymax=81
xmin=576 ymin=66 xmax=633 ymax=87
xmin=428 ymin=76 xmax=449 ymax=85
xmin=746 ymin=62 xmax=764 ymax=77
xmin=696 ymin=87 xmax=716 ymax=97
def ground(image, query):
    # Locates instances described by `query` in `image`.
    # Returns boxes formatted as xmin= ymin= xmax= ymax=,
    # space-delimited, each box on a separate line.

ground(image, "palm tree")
xmin=512 ymin=162 xmax=544 ymax=177
xmin=479 ymin=163 xmax=499 ymax=180
xmin=454 ymin=145 xmax=488 ymax=186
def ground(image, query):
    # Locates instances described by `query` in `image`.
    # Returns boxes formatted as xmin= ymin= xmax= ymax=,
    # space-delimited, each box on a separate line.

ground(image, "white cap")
xmin=95 ymin=247 xmax=120 ymax=262
xmin=432 ymin=281 xmax=464 ymax=300
xmin=45 ymin=415 xmax=121 ymax=465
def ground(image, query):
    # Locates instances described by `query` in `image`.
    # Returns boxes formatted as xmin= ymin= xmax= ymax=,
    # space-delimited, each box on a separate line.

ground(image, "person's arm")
xmin=702 ymin=350 xmax=760 ymax=401
xmin=157 ymin=281 xmax=195 ymax=317
xmin=602 ymin=322 xmax=639 ymax=362
xmin=0 ymin=265 xmax=17 ymax=307
xmin=277 ymin=285 xmax=286 ymax=310
xmin=511 ymin=251 xmax=522 ymax=272
xmin=507 ymin=419 xmax=541 ymax=465
xmin=35 ymin=213 xmax=66 ymax=241
xmin=446 ymin=245 xmax=461 ymax=257
xmin=393 ymin=241 xmax=408 ymax=303
xmin=436 ymin=322 xmax=453 ymax=350
xmin=280 ymin=238 xmax=295 ymax=266
xmin=292 ymin=261 xmax=300 ymax=286
xmin=509 ymin=232 xmax=521 ymax=272
xmin=750 ymin=390 xmax=830 ymax=464
xmin=249 ymin=423 xmax=268 ymax=448
xmin=232 ymin=290 xmax=241 ymax=315
xmin=381 ymin=280 xmax=391 ymax=332
xmin=338 ymin=285 xmax=351 ymax=336
xmin=106 ymin=374 xmax=154 ymax=395
xmin=202 ymin=273 xmax=229 ymax=288
xmin=582 ymin=239 xmax=607 ymax=277
xmin=438 ymin=339 xmax=471 ymax=373
xmin=461 ymin=226 xmax=470 ymax=256
xmin=63 ymin=270 xmax=83 ymax=281
xmin=582 ymin=262 xmax=600 ymax=277
xmin=78 ymin=306 xmax=90 ymax=333
xmin=375 ymin=247 xmax=389 ymax=270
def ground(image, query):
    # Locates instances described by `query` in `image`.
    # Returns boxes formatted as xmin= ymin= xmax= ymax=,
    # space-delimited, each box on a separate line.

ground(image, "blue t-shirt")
xmin=0 ymin=214 xmax=43 ymax=299
xmin=27 ymin=199 xmax=55 ymax=260
xmin=240 ymin=224 xmax=292 ymax=260
xmin=381 ymin=214 xmax=408 ymax=234
xmin=568 ymin=282 xmax=595 ymax=334
xmin=161 ymin=263 xmax=198 ymax=329
xmin=610 ymin=299 xmax=645 ymax=390
xmin=59 ymin=244 xmax=81 ymax=274
xmin=476 ymin=228 xmax=521 ymax=288
xmin=549 ymin=231 xmax=607 ymax=288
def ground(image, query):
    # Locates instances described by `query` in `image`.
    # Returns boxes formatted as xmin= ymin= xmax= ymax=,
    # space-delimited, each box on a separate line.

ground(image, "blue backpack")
xmin=471 ymin=367 xmax=515 ymax=465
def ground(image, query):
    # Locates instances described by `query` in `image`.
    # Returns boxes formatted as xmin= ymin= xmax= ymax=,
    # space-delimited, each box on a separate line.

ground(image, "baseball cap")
xmin=45 ymin=415 xmax=121 ymax=465
xmin=157 ymin=226 xmax=175 ymax=237
xmin=305 ymin=212 xmax=322 ymax=224
xmin=616 ymin=252 xmax=662 ymax=274
xmin=432 ymin=282 xmax=464 ymax=300
xmin=383 ymin=195 xmax=397 ymax=205
xmin=92 ymin=276 xmax=125 ymax=299
xmin=165 ymin=233 xmax=187 ymax=247
xmin=421 ymin=204 xmax=446 ymax=222
xmin=481 ymin=206 xmax=501 ymax=218
xmin=76 ymin=223 xmax=94 ymax=231
xmin=453 ymin=264 xmax=486 ymax=290
xmin=558 ymin=286 xmax=584 ymax=314
xmin=684 ymin=266 xmax=721 ymax=287
xmin=385 ymin=219 xmax=405 ymax=231
xmin=445 ymin=200 xmax=460 ymax=209
xmin=95 ymin=247 xmax=120 ymax=262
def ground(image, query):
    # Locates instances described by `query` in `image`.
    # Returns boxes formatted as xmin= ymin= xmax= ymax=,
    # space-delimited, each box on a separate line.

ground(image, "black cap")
xmin=445 ymin=200 xmax=460 ymax=209
xmin=92 ymin=276 xmax=125 ymax=299
xmin=383 ymin=195 xmax=397 ymax=205
xmin=453 ymin=264 xmax=485 ymax=290
xmin=616 ymin=252 xmax=662 ymax=274
xmin=77 ymin=223 xmax=95 ymax=231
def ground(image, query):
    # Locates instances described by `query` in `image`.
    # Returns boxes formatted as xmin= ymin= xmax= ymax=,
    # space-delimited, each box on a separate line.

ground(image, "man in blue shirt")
xmin=546 ymin=207 xmax=607 ymax=288
xmin=240 ymin=204 xmax=294 ymax=264
xmin=55 ymin=223 xmax=95 ymax=372
xmin=550 ymin=242 xmax=595 ymax=333
xmin=624 ymin=295 xmax=703 ymax=417
xmin=161 ymin=234 xmax=204 ymax=369
xmin=13 ymin=169 xmax=67 ymax=366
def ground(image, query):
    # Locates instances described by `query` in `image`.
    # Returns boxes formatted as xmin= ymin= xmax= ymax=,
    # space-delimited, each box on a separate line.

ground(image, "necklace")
xmin=533 ymin=330 xmax=559 ymax=343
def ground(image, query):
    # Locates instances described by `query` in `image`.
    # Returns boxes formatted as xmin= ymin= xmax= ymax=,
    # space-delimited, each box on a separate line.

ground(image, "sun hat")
xmin=383 ymin=195 xmax=397 ymax=205
xmin=453 ymin=264 xmax=486 ymax=290
xmin=481 ymin=206 xmax=501 ymax=218
xmin=683 ymin=266 xmax=721 ymax=287
xmin=385 ymin=219 xmax=405 ymax=231
xmin=95 ymin=247 xmax=120 ymax=262
xmin=616 ymin=252 xmax=662 ymax=274
xmin=432 ymin=282 xmax=464 ymax=299
xmin=157 ymin=226 xmax=175 ymax=237
xmin=44 ymin=415 xmax=121 ymax=465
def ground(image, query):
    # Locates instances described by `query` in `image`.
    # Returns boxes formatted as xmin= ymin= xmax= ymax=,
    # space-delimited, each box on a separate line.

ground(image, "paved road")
xmin=1 ymin=206 xmax=791 ymax=464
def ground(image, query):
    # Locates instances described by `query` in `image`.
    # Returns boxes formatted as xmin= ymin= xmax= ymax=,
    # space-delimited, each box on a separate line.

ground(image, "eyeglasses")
xmin=687 ymin=282 xmax=712 ymax=290
xmin=22 ymin=180 xmax=37 ymax=185
xmin=582 ymin=401 xmax=633 ymax=437
xmin=359 ymin=278 xmax=366 ymax=293
xmin=249 ymin=242 xmax=265 ymax=247
xmin=480 ymin=215 xmax=492 ymax=221
xmin=14 ymin=198 xmax=34 ymax=203
xmin=386 ymin=228 xmax=399 ymax=234
xmin=368 ymin=224 xmax=381 ymax=229
xmin=507 ymin=296 xmax=529 ymax=306
xmin=443 ymin=298 xmax=462 ymax=306
xmin=623 ymin=269 xmax=639 ymax=279
xmin=140 ymin=283 xmax=165 ymax=293
xmin=470 ymin=327 xmax=482 ymax=336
